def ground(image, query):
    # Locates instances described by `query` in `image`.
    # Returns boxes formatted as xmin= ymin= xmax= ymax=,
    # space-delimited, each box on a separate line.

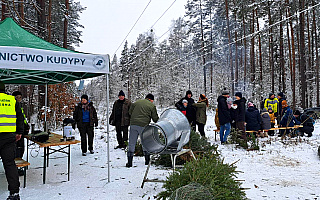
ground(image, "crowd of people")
xmin=0 ymin=83 xmax=317 ymax=200
xmin=215 ymin=90 xmax=315 ymax=143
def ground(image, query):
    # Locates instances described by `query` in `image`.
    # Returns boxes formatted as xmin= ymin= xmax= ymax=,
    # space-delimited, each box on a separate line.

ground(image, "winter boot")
xmin=126 ymin=156 xmax=133 ymax=168
xmin=7 ymin=193 xmax=20 ymax=200
xmin=145 ymin=155 xmax=150 ymax=165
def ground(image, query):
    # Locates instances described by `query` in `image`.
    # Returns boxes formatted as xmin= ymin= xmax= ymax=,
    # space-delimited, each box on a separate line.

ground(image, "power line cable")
xmin=113 ymin=0 xmax=152 ymax=56
xmin=150 ymin=2 xmax=320 ymax=75
xmin=149 ymin=0 xmax=177 ymax=31
xmin=117 ymin=0 xmax=181 ymax=63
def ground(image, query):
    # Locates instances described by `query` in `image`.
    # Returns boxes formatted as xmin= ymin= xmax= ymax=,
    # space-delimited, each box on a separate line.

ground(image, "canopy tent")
xmin=0 ymin=18 xmax=111 ymax=182
xmin=0 ymin=18 xmax=109 ymax=84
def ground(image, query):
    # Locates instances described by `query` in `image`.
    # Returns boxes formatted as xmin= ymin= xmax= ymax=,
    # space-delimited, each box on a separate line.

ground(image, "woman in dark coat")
xmin=175 ymin=90 xmax=196 ymax=130
xmin=245 ymin=102 xmax=261 ymax=132
xmin=233 ymin=92 xmax=246 ymax=138
xmin=192 ymin=94 xmax=209 ymax=137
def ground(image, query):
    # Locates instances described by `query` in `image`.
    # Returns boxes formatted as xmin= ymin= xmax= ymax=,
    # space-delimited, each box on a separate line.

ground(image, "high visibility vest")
xmin=21 ymin=106 xmax=28 ymax=125
xmin=0 ymin=93 xmax=17 ymax=133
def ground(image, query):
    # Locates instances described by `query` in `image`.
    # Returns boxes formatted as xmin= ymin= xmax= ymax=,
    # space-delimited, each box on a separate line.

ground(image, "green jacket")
xmin=193 ymin=101 xmax=207 ymax=124
xmin=129 ymin=99 xmax=159 ymax=127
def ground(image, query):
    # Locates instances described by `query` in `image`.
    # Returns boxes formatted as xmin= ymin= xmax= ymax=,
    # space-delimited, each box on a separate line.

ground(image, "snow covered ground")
xmin=1 ymin=110 xmax=320 ymax=200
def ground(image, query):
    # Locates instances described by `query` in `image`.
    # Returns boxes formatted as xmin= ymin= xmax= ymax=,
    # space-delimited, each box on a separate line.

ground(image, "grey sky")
xmin=76 ymin=0 xmax=186 ymax=58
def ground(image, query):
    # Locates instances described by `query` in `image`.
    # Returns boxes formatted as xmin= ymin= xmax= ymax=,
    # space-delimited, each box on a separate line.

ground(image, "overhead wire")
xmin=116 ymin=0 xmax=180 ymax=63
xmin=149 ymin=2 xmax=320 ymax=75
xmin=113 ymin=0 xmax=152 ymax=57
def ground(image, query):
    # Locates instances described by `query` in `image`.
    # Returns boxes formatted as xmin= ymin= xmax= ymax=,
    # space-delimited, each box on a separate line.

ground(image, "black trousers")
xmin=79 ymin=122 xmax=94 ymax=153
xmin=115 ymin=124 xmax=128 ymax=146
xmin=0 ymin=133 xmax=20 ymax=194
xmin=196 ymin=122 xmax=205 ymax=137
xmin=15 ymin=136 xmax=24 ymax=158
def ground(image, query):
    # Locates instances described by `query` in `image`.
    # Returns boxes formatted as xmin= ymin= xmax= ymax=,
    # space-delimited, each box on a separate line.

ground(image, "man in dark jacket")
xmin=299 ymin=111 xmax=315 ymax=137
xmin=175 ymin=90 xmax=196 ymax=130
xmin=73 ymin=94 xmax=98 ymax=156
xmin=109 ymin=90 xmax=131 ymax=149
xmin=217 ymin=89 xmax=232 ymax=144
xmin=279 ymin=100 xmax=300 ymax=137
xmin=12 ymin=91 xmax=29 ymax=176
xmin=234 ymin=92 xmax=246 ymax=139
xmin=277 ymin=92 xmax=286 ymax=122
xmin=126 ymin=94 xmax=159 ymax=168
xmin=0 ymin=82 xmax=23 ymax=200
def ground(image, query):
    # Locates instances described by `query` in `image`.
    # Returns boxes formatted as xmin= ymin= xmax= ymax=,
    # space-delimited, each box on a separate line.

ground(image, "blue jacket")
xmin=280 ymin=107 xmax=300 ymax=127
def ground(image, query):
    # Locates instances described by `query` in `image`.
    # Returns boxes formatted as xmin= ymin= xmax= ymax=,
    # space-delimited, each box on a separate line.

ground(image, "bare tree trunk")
xmin=256 ymin=10 xmax=262 ymax=95
xmin=289 ymin=2 xmax=297 ymax=108
xmin=250 ymin=1 xmax=255 ymax=86
xmin=268 ymin=1 xmax=275 ymax=93
xmin=47 ymin=0 xmax=52 ymax=42
xmin=306 ymin=11 xmax=312 ymax=107
xmin=242 ymin=11 xmax=247 ymax=90
xmin=286 ymin=4 xmax=292 ymax=99
xmin=280 ymin=5 xmax=285 ymax=92
xmin=299 ymin=0 xmax=306 ymax=108
xmin=19 ymin=0 xmax=25 ymax=26
xmin=37 ymin=0 xmax=45 ymax=38
xmin=63 ymin=0 xmax=69 ymax=49
xmin=2 ymin=2 xmax=6 ymax=20
xmin=210 ymin=7 xmax=213 ymax=93
xmin=313 ymin=0 xmax=319 ymax=106
xmin=225 ymin=0 xmax=234 ymax=94
xmin=235 ymin=29 xmax=239 ymax=89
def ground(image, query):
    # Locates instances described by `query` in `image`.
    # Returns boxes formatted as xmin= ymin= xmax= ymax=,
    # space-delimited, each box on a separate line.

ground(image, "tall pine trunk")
xmin=1 ymin=2 xmax=6 ymax=20
xmin=313 ymin=0 xmax=319 ymax=106
xmin=250 ymin=1 xmax=255 ymax=88
xmin=225 ymin=0 xmax=234 ymax=94
xmin=242 ymin=10 xmax=247 ymax=90
xmin=268 ymin=1 xmax=274 ymax=93
xmin=299 ymin=0 xmax=306 ymax=108
xmin=63 ymin=0 xmax=69 ymax=48
xmin=256 ymin=10 xmax=262 ymax=97
xmin=48 ymin=0 xmax=52 ymax=42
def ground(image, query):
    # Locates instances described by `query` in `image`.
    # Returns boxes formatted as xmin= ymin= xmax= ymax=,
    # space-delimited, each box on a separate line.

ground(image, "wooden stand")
xmin=141 ymin=149 xmax=196 ymax=188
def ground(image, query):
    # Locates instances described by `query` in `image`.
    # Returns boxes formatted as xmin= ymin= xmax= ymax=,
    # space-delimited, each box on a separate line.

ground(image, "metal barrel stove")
xmin=140 ymin=108 xmax=191 ymax=154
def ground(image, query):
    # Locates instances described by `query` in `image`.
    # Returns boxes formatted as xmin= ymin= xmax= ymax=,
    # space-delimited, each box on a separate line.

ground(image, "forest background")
xmin=1 ymin=0 xmax=319 ymax=129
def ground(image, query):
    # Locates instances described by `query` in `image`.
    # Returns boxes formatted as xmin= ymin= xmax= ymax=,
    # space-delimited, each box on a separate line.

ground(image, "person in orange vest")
xmin=0 ymin=82 xmax=23 ymax=200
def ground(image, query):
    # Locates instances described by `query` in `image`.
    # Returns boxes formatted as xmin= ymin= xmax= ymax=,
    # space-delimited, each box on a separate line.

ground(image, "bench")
xmin=15 ymin=158 xmax=30 ymax=188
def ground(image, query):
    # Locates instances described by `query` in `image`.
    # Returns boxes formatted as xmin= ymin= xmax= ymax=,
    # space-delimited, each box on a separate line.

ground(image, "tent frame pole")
xmin=106 ymin=72 xmax=110 ymax=183
xmin=45 ymin=83 xmax=48 ymax=132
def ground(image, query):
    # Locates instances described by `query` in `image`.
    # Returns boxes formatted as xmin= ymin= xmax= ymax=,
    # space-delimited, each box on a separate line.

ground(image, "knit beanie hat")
xmin=12 ymin=91 xmax=22 ymax=96
xmin=281 ymin=100 xmax=288 ymax=107
xmin=118 ymin=90 xmax=125 ymax=97
xmin=186 ymin=90 xmax=192 ymax=97
xmin=235 ymin=92 xmax=242 ymax=98
xmin=278 ymin=92 xmax=284 ymax=98
xmin=222 ymin=88 xmax=229 ymax=95
xmin=81 ymin=94 xmax=88 ymax=101
xmin=145 ymin=93 xmax=154 ymax=100
xmin=269 ymin=93 xmax=274 ymax=98
xmin=182 ymin=99 xmax=188 ymax=104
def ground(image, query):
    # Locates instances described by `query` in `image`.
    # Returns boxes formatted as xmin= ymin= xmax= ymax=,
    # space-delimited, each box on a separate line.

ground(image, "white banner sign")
xmin=0 ymin=46 xmax=109 ymax=74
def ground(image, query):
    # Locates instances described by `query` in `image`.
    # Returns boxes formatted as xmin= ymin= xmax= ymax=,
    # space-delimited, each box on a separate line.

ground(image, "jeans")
xmin=220 ymin=123 xmax=231 ymax=143
xmin=127 ymin=125 xmax=149 ymax=157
